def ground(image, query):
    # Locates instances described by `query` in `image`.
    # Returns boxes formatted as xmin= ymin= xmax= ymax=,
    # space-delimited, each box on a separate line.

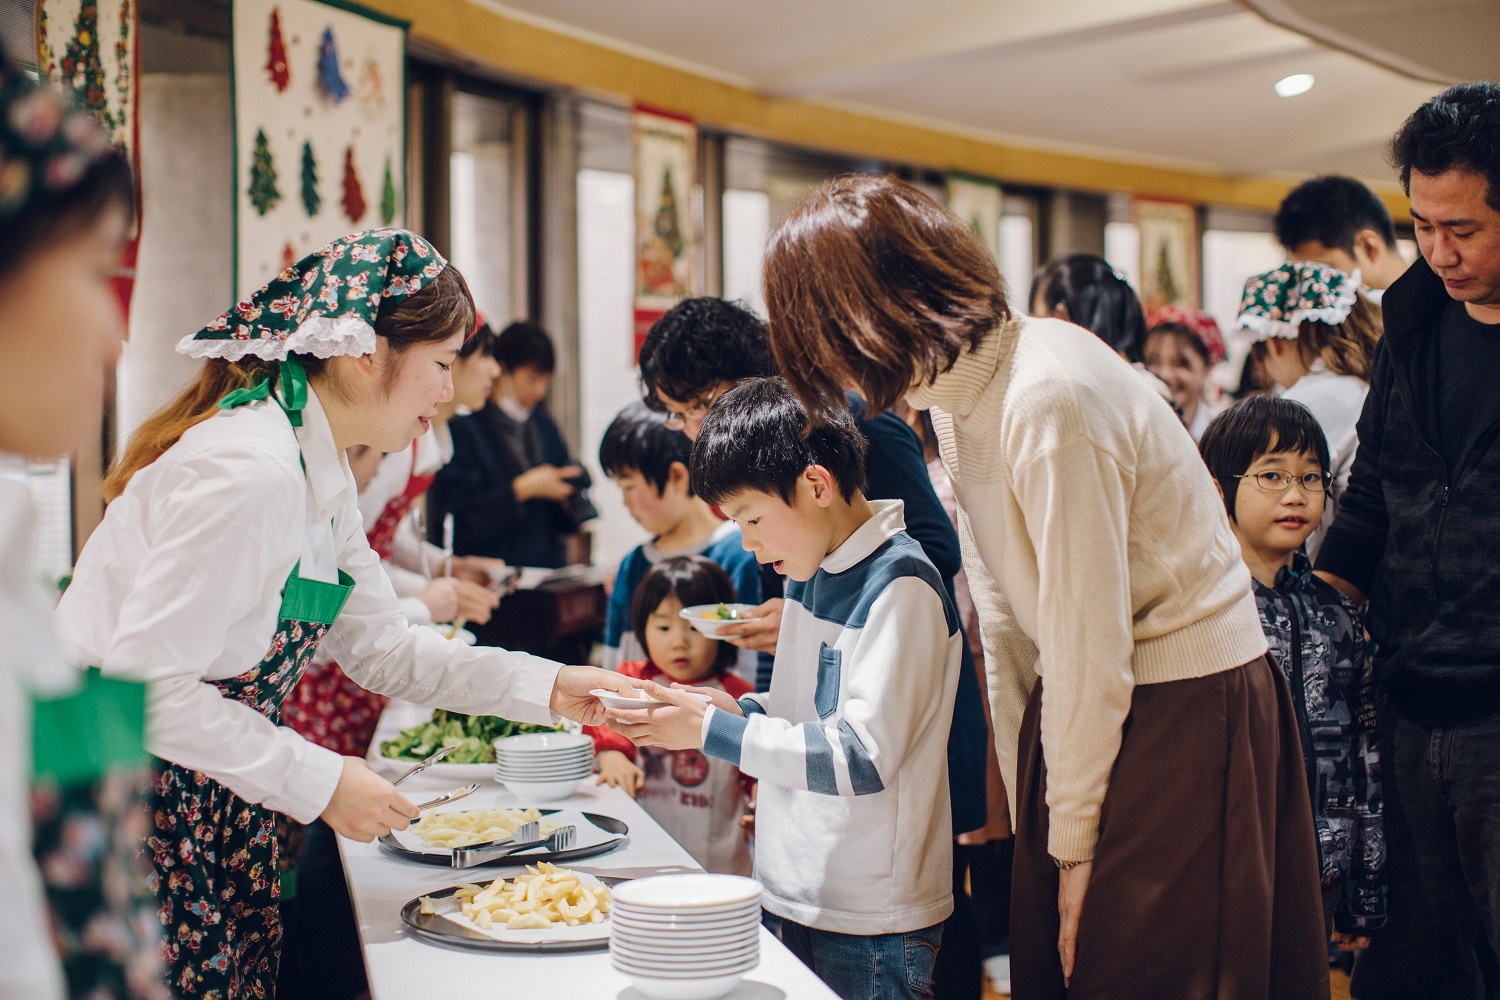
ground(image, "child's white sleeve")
xmin=702 ymin=578 xmax=956 ymax=796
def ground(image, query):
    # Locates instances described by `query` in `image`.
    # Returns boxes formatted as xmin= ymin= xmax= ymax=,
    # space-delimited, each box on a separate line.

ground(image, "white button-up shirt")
xmin=57 ymin=386 xmax=562 ymax=824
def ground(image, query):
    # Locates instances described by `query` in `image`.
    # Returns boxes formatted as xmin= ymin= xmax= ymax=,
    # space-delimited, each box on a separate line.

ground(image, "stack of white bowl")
xmin=492 ymin=732 xmax=594 ymax=801
xmin=610 ymin=874 xmax=762 ymax=1000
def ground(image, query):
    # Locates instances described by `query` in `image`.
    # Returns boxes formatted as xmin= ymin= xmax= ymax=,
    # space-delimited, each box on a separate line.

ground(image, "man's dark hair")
xmin=494 ymin=321 xmax=556 ymax=373
xmin=1273 ymin=176 xmax=1398 ymax=255
xmin=459 ymin=317 xmax=500 ymax=360
xmin=1198 ymin=395 xmax=1332 ymax=520
xmin=1390 ymin=81 xmax=1500 ymax=212
xmin=638 ymin=297 xmax=775 ymax=410
xmin=690 ymin=377 xmax=867 ymax=507
xmin=599 ymin=400 xmax=693 ymax=496
xmin=1029 ymin=254 xmax=1146 ymax=362
xmin=630 ymin=555 xmax=739 ymax=675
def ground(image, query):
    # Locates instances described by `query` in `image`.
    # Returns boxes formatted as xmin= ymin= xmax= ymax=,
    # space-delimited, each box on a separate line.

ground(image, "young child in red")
xmin=586 ymin=555 xmax=753 ymax=875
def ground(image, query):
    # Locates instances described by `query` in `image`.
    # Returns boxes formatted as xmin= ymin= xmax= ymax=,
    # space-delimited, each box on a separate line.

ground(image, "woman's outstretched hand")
xmin=549 ymin=665 xmax=644 ymax=727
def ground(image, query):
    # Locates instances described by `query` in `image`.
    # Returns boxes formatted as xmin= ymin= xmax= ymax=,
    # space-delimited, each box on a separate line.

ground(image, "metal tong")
xmin=391 ymin=745 xmax=455 ymax=787
xmin=412 ymin=783 xmax=479 ymax=812
xmin=451 ymin=824 xmax=577 ymax=869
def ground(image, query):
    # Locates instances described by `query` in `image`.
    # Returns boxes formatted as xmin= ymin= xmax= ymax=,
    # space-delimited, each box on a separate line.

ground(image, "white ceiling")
xmin=485 ymin=0 xmax=1445 ymax=188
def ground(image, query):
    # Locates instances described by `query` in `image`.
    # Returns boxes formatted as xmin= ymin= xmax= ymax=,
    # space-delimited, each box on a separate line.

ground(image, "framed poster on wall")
xmin=945 ymin=173 xmax=1003 ymax=263
xmin=1133 ymin=197 xmax=1200 ymax=311
xmin=230 ymin=0 xmax=406 ymax=299
xmin=631 ymin=104 xmax=696 ymax=359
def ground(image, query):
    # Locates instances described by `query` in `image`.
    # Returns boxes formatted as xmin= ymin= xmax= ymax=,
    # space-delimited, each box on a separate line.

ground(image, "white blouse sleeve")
xmin=99 ymin=446 xmax=346 ymax=824
xmin=321 ymin=501 xmax=562 ymax=722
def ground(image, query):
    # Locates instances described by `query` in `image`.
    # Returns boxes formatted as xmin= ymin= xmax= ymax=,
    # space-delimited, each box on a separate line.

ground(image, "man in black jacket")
xmin=1316 ymin=82 xmax=1500 ymax=999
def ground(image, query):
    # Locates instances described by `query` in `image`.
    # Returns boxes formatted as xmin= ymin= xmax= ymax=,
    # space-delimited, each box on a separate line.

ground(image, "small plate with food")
xmin=378 ymin=806 xmax=628 ymax=868
xmin=588 ymin=687 xmax=713 ymax=712
xmin=401 ymin=862 xmax=628 ymax=952
xmin=679 ymin=602 xmax=758 ymax=638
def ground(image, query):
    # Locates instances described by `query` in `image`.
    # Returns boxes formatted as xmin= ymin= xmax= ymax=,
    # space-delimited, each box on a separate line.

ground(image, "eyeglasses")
xmin=662 ymin=388 xmax=722 ymax=431
xmin=1235 ymin=470 xmax=1331 ymax=493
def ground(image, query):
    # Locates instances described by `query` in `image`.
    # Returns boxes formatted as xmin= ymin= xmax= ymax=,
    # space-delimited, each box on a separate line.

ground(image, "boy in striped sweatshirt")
xmin=605 ymin=377 xmax=962 ymax=1000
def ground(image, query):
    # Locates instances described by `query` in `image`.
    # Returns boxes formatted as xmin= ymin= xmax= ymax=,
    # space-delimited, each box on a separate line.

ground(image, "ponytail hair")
xmin=103 ymin=263 xmax=474 ymax=500
xmin=1294 ymin=292 xmax=1382 ymax=381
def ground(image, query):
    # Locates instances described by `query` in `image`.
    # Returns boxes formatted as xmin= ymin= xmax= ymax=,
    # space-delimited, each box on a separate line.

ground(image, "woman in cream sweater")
xmin=760 ymin=174 xmax=1328 ymax=1000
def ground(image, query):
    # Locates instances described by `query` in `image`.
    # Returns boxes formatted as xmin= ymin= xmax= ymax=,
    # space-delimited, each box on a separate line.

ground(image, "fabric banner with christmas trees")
xmin=1133 ymin=197 xmax=1200 ymax=312
xmin=37 ymin=0 xmax=140 ymax=312
xmin=631 ymin=105 xmax=697 ymax=358
xmin=231 ymin=0 xmax=406 ymax=298
xmin=945 ymin=174 xmax=1003 ymax=264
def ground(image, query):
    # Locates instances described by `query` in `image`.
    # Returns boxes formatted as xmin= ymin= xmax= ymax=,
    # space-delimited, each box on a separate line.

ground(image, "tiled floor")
xmin=980 ymin=967 xmax=1352 ymax=999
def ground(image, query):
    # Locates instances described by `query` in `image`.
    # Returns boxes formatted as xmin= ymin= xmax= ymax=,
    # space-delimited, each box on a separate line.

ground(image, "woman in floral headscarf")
xmin=1235 ymin=261 xmax=1382 ymax=556
xmin=1144 ymin=305 xmax=1226 ymax=442
xmin=54 ymin=229 xmax=638 ymax=998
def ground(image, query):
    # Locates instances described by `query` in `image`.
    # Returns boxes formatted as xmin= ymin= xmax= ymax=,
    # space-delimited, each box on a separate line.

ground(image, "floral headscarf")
xmin=0 ymin=66 xmax=117 ymax=221
xmin=177 ymin=229 xmax=448 ymax=362
xmin=1145 ymin=305 xmax=1225 ymax=365
xmin=1235 ymin=261 xmax=1360 ymax=343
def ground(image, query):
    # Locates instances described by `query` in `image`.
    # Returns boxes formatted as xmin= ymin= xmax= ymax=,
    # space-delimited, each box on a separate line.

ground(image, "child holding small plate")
xmin=586 ymin=555 xmax=753 ymax=876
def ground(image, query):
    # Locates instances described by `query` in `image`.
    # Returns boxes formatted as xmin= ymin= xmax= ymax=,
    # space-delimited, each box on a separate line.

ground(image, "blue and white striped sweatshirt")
xmin=700 ymin=500 xmax=962 ymax=935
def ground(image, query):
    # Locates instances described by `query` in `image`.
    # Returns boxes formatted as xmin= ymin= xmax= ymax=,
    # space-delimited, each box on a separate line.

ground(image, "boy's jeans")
xmin=764 ymin=912 xmax=944 ymax=1000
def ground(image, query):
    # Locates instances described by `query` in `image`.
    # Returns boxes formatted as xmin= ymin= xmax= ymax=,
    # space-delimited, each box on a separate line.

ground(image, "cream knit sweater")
xmin=907 ymin=315 xmax=1267 ymax=862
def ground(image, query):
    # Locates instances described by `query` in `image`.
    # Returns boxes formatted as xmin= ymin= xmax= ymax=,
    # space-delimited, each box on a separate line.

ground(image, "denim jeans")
xmin=764 ymin=912 xmax=944 ymax=1000
xmin=1352 ymin=708 xmax=1500 ymax=1000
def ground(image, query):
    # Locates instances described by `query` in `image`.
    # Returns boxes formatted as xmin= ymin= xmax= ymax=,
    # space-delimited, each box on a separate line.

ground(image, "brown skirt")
xmin=1009 ymin=656 xmax=1329 ymax=1000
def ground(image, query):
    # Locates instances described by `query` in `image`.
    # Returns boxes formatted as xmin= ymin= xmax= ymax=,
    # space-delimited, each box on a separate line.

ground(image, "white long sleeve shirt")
xmin=701 ymin=501 xmax=961 ymax=935
xmin=357 ymin=425 xmax=454 ymax=623
xmin=57 ymin=387 xmax=562 ymax=825
xmin=1280 ymin=364 xmax=1369 ymax=560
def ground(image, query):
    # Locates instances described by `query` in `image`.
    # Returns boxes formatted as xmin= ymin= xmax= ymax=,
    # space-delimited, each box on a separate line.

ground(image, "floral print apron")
xmin=146 ymin=562 xmax=353 ymax=999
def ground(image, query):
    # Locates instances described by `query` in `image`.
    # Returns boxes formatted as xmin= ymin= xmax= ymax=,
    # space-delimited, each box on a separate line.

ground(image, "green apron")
xmin=147 ymin=360 xmax=355 ymax=999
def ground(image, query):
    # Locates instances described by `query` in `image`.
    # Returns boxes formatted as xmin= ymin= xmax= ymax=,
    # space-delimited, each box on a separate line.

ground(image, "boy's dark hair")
xmin=1390 ymin=82 xmax=1500 ymax=212
xmin=599 ymin=400 xmax=693 ymax=496
xmin=630 ymin=555 xmax=739 ymax=675
xmin=638 ymin=297 xmax=775 ymax=410
xmin=1198 ymin=395 xmax=1332 ymax=520
xmin=459 ymin=317 xmax=501 ymax=360
xmin=690 ymin=377 xmax=867 ymax=507
xmin=494 ymin=321 xmax=556 ymax=373
xmin=1029 ymin=254 xmax=1146 ymax=362
xmin=1273 ymin=176 xmax=1398 ymax=255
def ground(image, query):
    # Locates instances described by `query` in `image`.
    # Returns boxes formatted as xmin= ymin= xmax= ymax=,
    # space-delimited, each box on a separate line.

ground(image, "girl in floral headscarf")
xmin=1235 ymin=261 xmax=1382 ymax=556
xmin=1144 ymin=306 xmax=1227 ymax=442
xmin=54 ymin=229 xmax=637 ymax=999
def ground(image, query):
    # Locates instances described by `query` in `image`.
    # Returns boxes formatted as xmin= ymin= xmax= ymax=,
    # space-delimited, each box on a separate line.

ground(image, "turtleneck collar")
xmin=905 ymin=318 xmax=1016 ymax=417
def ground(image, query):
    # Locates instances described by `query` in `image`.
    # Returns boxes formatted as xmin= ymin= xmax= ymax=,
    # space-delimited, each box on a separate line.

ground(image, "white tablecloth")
xmin=341 ymin=714 xmax=839 ymax=1000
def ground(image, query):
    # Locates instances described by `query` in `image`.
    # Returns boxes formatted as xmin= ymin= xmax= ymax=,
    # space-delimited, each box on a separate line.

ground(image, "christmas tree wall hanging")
xmin=249 ymin=128 xmax=282 ymax=216
xmin=58 ymin=0 xmax=117 ymax=131
xmin=380 ymin=156 xmax=396 ymax=226
xmin=301 ymin=141 xmax=321 ymax=217
xmin=1153 ymin=241 xmax=1179 ymax=305
xmin=654 ymin=165 xmax=685 ymax=259
xmin=341 ymin=146 xmax=366 ymax=223
xmin=317 ymin=26 xmax=351 ymax=104
xmin=282 ymin=242 xmax=297 ymax=270
xmin=266 ymin=8 xmax=290 ymax=92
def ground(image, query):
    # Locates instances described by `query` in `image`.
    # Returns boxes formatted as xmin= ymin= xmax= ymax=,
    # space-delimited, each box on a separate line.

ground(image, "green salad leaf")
xmin=378 ymin=710 xmax=563 ymax=764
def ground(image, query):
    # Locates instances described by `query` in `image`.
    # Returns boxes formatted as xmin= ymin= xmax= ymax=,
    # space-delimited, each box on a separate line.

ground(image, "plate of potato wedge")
xmin=400 ymin=863 xmax=629 ymax=952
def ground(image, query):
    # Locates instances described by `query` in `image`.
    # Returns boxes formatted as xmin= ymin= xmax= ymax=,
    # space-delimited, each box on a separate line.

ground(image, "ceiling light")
xmin=1274 ymin=73 xmax=1315 ymax=98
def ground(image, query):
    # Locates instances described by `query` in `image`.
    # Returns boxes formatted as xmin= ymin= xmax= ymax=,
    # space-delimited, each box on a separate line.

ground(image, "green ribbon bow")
xmin=217 ymin=354 xmax=309 ymax=427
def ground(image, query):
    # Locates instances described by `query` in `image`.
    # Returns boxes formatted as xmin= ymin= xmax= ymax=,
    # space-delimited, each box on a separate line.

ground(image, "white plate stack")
xmin=492 ymin=732 xmax=594 ymax=801
xmin=609 ymin=874 xmax=762 ymax=1000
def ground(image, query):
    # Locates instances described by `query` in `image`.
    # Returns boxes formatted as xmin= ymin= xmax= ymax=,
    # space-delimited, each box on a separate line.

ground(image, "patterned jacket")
xmin=1254 ymin=552 xmax=1386 ymax=933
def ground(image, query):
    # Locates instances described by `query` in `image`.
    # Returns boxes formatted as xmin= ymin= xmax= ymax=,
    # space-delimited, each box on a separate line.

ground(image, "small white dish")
xmin=494 ymin=732 xmax=594 ymax=754
xmin=612 ymin=953 xmax=760 ymax=978
xmin=611 ymin=927 xmax=759 ymax=952
xmin=590 ymin=688 xmax=714 ymax=712
xmin=623 ymin=971 xmax=749 ymax=1000
xmin=613 ymin=874 xmax=762 ymax=911
xmin=678 ymin=603 xmax=758 ymax=639
xmin=610 ymin=907 xmax=762 ymax=930
xmin=495 ymin=777 xmax=585 ymax=801
xmin=612 ymin=937 xmax=759 ymax=962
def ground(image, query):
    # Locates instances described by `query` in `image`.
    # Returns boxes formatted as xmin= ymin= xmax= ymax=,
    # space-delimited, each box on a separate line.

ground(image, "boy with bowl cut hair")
xmin=605 ymin=377 xmax=962 ymax=1000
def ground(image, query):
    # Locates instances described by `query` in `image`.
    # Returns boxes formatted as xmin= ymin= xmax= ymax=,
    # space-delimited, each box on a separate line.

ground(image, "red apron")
xmin=284 ymin=443 xmax=439 ymax=757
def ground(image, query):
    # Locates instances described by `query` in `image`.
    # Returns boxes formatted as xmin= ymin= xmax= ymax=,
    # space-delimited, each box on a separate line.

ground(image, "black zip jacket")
xmin=1316 ymin=261 xmax=1500 ymax=725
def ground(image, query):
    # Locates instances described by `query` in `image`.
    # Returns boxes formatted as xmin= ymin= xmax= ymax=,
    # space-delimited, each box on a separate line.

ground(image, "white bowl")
xmin=613 ymin=874 xmax=762 ymax=911
xmin=613 ymin=953 xmax=760 ymax=978
xmin=678 ymin=604 xmax=758 ymax=639
xmin=590 ymin=688 xmax=714 ymax=712
xmin=494 ymin=777 xmax=585 ymax=801
xmin=612 ymin=937 xmax=759 ymax=962
xmin=612 ymin=928 xmax=759 ymax=952
xmin=493 ymin=760 xmax=594 ymax=774
xmin=495 ymin=732 xmax=594 ymax=754
xmin=611 ymin=908 xmax=761 ymax=931
xmin=494 ymin=745 xmax=595 ymax=760
xmin=624 ymin=971 xmax=750 ymax=1000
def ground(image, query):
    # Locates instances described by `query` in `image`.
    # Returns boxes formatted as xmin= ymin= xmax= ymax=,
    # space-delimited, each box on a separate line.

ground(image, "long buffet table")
xmin=340 ymin=708 xmax=840 ymax=1000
